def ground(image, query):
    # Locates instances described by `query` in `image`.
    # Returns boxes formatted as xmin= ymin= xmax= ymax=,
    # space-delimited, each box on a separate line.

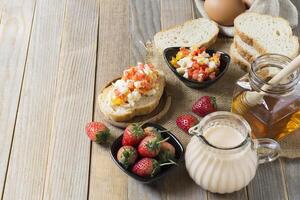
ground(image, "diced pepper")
xmin=176 ymin=51 xmax=184 ymax=60
xmin=170 ymin=57 xmax=178 ymax=67
xmin=112 ymin=97 xmax=123 ymax=106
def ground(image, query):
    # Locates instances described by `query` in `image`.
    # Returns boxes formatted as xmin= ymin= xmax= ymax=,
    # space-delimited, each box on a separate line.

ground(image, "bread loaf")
xmin=154 ymin=18 xmax=219 ymax=52
xmin=234 ymin=13 xmax=299 ymax=59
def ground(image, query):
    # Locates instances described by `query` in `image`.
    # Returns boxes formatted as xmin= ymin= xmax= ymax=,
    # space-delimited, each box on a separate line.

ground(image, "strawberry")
xmin=144 ymin=126 xmax=162 ymax=139
xmin=138 ymin=136 xmax=168 ymax=158
xmin=132 ymin=158 xmax=161 ymax=177
xmin=176 ymin=114 xmax=199 ymax=133
xmin=158 ymin=142 xmax=176 ymax=163
xmin=122 ymin=123 xmax=145 ymax=146
xmin=192 ymin=96 xmax=217 ymax=117
xmin=132 ymin=158 xmax=176 ymax=177
xmin=117 ymin=146 xmax=138 ymax=169
xmin=85 ymin=122 xmax=110 ymax=144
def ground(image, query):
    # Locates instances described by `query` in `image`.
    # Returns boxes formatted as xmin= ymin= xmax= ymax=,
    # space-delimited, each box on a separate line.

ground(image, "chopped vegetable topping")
xmin=111 ymin=63 xmax=160 ymax=106
xmin=170 ymin=47 xmax=221 ymax=82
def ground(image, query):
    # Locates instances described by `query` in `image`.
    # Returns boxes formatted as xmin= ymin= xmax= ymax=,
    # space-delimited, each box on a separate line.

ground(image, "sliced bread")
xmin=230 ymin=43 xmax=251 ymax=71
xmin=234 ymin=12 xmax=299 ymax=59
xmin=154 ymin=18 xmax=219 ymax=52
xmin=234 ymin=34 xmax=259 ymax=63
xmin=98 ymin=75 xmax=165 ymax=122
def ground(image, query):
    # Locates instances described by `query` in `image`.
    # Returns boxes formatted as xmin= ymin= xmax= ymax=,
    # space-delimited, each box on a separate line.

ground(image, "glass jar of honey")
xmin=231 ymin=54 xmax=300 ymax=140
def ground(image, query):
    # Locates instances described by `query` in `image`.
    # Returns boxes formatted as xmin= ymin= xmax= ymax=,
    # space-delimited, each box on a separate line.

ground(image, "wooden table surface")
xmin=0 ymin=0 xmax=299 ymax=199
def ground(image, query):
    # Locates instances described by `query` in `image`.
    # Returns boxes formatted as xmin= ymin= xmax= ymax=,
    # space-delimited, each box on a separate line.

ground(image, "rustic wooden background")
xmin=0 ymin=0 xmax=299 ymax=199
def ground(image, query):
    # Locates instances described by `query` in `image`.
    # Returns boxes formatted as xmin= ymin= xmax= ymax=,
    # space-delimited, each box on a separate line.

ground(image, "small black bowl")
xmin=163 ymin=47 xmax=231 ymax=89
xmin=110 ymin=122 xmax=184 ymax=184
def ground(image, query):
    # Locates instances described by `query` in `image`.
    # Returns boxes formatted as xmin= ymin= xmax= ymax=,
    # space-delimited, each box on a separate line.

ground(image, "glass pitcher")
xmin=185 ymin=111 xmax=281 ymax=194
xmin=231 ymin=54 xmax=300 ymax=140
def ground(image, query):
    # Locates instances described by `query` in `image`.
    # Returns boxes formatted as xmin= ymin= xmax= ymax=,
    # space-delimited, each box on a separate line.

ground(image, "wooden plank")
xmin=160 ymin=0 xmax=194 ymax=29
xmin=159 ymin=1 xmax=208 ymax=200
xmin=88 ymin=0 xmax=130 ymax=200
xmin=163 ymin=164 xmax=206 ymax=200
xmin=159 ymin=1 xmax=247 ymax=199
xmin=41 ymin=0 xmax=99 ymax=199
xmin=0 ymin=0 xmax=36 ymax=197
xmin=129 ymin=0 xmax=161 ymax=64
xmin=282 ymin=159 xmax=300 ymax=200
xmin=281 ymin=0 xmax=300 ymax=196
xmin=254 ymin=0 xmax=300 ymax=200
xmin=208 ymin=189 xmax=248 ymax=200
xmin=291 ymin=0 xmax=300 ymax=35
xmin=159 ymin=0 xmax=207 ymax=199
xmin=247 ymin=160 xmax=287 ymax=200
xmin=128 ymin=0 xmax=164 ymax=199
xmin=2 ymin=0 xmax=67 ymax=199
xmin=282 ymin=0 xmax=300 ymax=199
xmin=281 ymin=0 xmax=300 ymax=195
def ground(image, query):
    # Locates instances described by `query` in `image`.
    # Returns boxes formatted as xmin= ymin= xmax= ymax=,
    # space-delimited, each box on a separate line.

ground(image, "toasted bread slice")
xmin=98 ymin=75 xmax=165 ymax=122
xmin=234 ymin=34 xmax=259 ymax=63
xmin=230 ymin=43 xmax=251 ymax=71
xmin=234 ymin=12 xmax=299 ymax=59
xmin=154 ymin=18 xmax=219 ymax=52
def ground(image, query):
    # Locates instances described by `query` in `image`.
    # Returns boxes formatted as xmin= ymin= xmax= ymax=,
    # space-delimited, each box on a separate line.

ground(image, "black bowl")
xmin=163 ymin=47 xmax=231 ymax=89
xmin=110 ymin=122 xmax=184 ymax=184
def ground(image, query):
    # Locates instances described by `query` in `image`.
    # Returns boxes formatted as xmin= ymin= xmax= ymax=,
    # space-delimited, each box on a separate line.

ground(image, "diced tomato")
xmin=192 ymin=62 xmax=200 ymax=69
xmin=198 ymin=47 xmax=206 ymax=54
xmin=191 ymin=50 xmax=198 ymax=56
xmin=136 ymin=73 xmax=145 ymax=80
xmin=192 ymin=73 xmax=198 ymax=80
xmin=188 ymin=69 xmax=193 ymax=78
xmin=193 ymin=69 xmax=199 ymax=75
xmin=200 ymin=65 xmax=207 ymax=69
xmin=202 ymin=72 xmax=208 ymax=81
xmin=128 ymin=81 xmax=134 ymax=91
xmin=143 ymin=82 xmax=152 ymax=90
xmin=180 ymin=48 xmax=190 ymax=56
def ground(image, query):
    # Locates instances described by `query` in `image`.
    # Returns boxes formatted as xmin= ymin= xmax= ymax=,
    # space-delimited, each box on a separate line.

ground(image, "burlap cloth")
xmin=146 ymin=37 xmax=300 ymax=159
xmin=194 ymin=0 xmax=299 ymax=37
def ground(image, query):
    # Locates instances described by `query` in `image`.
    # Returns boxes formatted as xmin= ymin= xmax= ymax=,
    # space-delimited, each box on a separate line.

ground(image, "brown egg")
xmin=204 ymin=0 xmax=247 ymax=26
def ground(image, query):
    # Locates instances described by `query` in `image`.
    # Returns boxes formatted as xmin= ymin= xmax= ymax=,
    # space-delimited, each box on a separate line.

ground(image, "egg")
xmin=204 ymin=0 xmax=247 ymax=26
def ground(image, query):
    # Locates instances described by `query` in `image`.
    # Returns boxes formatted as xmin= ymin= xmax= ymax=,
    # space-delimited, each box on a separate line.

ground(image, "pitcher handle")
xmin=254 ymin=138 xmax=281 ymax=164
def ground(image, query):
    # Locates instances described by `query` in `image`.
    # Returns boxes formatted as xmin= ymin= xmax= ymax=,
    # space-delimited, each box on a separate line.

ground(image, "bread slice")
xmin=234 ymin=12 xmax=299 ymax=59
xmin=154 ymin=18 xmax=219 ymax=52
xmin=230 ymin=43 xmax=251 ymax=71
xmin=234 ymin=34 xmax=259 ymax=63
xmin=98 ymin=75 xmax=165 ymax=122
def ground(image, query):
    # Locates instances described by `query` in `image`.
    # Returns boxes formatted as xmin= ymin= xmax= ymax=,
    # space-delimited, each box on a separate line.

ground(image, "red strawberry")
xmin=138 ymin=136 xmax=168 ymax=158
xmin=144 ymin=126 xmax=162 ymax=139
xmin=132 ymin=158 xmax=161 ymax=177
xmin=117 ymin=146 xmax=138 ymax=169
xmin=158 ymin=142 xmax=176 ymax=163
xmin=176 ymin=114 xmax=199 ymax=133
xmin=122 ymin=123 xmax=145 ymax=146
xmin=85 ymin=122 xmax=110 ymax=144
xmin=192 ymin=96 xmax=217 ymax=117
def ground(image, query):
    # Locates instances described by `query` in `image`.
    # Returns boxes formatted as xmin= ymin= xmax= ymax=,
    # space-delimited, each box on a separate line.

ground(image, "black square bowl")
xmin=163 ymin=47 xmax=231 ymax=89
xmin=110 ymin=122 xmax=184 ymax=184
